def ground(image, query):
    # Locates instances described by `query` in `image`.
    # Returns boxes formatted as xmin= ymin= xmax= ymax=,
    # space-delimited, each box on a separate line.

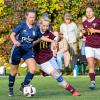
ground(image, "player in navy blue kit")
xmin=8 ymin=9 xmax=54 ymax=97
xmin=33 ymin=17 xmax=80 ymax=96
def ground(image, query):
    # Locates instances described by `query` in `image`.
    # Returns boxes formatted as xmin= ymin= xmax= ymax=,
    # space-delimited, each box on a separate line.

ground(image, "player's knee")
xmin=29 ymin=66 xmax=36 ymax=74
xmin=11 ymin=68 xmax=18 ymax=76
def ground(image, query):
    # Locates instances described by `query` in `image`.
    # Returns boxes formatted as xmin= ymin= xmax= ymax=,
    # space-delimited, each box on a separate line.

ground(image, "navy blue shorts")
xmin=10 ymin=45 xmax=34 ymax=65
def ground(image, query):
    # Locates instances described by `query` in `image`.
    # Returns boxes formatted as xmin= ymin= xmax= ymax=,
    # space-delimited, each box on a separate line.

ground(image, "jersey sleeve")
xmin=49 ymin=31 xmax=55 ymax=40
xmin=34 ymin=25 xmax=42 ymax=41
xmin=12 ymin=22 xmax=24 ymax=35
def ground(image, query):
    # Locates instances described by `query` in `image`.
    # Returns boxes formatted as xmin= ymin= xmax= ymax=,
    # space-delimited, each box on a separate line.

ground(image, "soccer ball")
xmin=23 ymin=85 xmax=36 ymax=97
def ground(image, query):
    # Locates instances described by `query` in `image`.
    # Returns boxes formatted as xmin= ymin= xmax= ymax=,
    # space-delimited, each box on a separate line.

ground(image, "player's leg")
xmin=24 ymin=58 xmax=36 ymax=85
xmin=51 ymin=71 xmax=80 ymax=96
xmin=85 ymin=47 xmax=95 ymax=89
xmin=40 ymin=58 xmax=80 ymax=96
xmin=95 ymin=48 xmax=100 ymax=66
xmin=87 ymin=57 xmax=95 ymax=89
xmin=8 ymin=65 xmax=19 ymax=96
xmin=8 ymin=46 xmax=20 ymax=96
xmin=20 ymin=58 xmax=36 ymax=91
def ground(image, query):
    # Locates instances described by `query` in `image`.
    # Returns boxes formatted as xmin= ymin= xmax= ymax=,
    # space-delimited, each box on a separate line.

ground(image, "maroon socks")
xmin=89 ymin=73 xmax=95 ymax=81
xmin=65 ymin=84 xmax=76 ymax=94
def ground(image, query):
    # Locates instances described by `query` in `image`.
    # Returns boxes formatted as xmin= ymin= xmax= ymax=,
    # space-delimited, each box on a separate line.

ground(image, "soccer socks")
xmin=89 ymin=73 xmax=95 ymax=81
xmin=56 ymin=75 xmax=75 ymax=94
xmin=56 ymin=75 xmax=64 ymax=82
xmin=89 ymin=73 xmax=96 ymax=89
xmin=23 ymin=72 xmax=34 ymax=85
xmin=9 ymin=74 xmax=15 ymax=91
xmin=65 ymin=84 xmax=76 ymax=94
xmin=56 ymin=76 xmax=76 ymax=94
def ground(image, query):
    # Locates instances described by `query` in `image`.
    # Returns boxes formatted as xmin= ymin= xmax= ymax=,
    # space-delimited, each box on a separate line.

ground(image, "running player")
xmin=33 ymin=17 xmax=80 ymax=96
xmin=83 ymin=6 xmax=100 ymax=90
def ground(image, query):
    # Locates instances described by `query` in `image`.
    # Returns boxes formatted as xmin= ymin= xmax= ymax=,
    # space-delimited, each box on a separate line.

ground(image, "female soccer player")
xmin=33 ymin=17 xmax=80 ymax=96
xmin=83 ymin=6 xmax=100 ymax=89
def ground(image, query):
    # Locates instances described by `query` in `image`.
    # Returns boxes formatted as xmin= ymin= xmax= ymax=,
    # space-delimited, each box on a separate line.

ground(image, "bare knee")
xmin=28 ymin=66 xmax=36 ymax=74
xmin=87 ymin=57 xmax=94 ymax=73
xmin=10 ymin=65 xmax=18 ymax=76
xmin=25 ymin=58 xmax=36 ymax=74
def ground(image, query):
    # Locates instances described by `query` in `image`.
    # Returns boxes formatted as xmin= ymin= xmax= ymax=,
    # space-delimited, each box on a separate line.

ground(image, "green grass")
xmin=0 ymin=76 xmax=100 ymax=100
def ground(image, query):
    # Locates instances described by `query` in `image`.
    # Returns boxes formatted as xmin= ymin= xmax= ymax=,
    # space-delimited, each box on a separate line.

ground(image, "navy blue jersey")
xmin=13 ymin=21 xmax=41 ymax=48
xmin=10 ymin=21 xmax=42 ymax=65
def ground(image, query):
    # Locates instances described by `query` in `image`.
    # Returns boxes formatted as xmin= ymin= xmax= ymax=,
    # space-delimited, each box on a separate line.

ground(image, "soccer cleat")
xmin=72 ymin=91 xmax=81 ymax=96
xmin=8 ymin=90 xmax=14 ymax=97
xmin=20 ymin=83 xmax=25 ymax=92
xmin=89 ymin=81 xmax=96 ymax=90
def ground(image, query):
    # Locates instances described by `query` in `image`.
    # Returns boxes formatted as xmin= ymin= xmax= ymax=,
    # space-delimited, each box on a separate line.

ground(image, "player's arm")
xmin=10 ymin=22 xmax=24 ymax=46
xmin=40 ymin=36 xmax=54 ymax=43
xmin=10 ymin=32 xmax=21 ymax=46
xmin=33 ymin=38 xmax=41 ymax=46
xmin=33 ymin=36 xmax=55 ymax=46
xmin=41 ymin=36 xmax=57 ymax=49
xmin=89 ymin=28 xmax=100 ymax=34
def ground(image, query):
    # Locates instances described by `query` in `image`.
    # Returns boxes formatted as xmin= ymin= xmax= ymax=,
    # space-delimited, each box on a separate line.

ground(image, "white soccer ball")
xmin=23 ymin=85 xmax=36 ymax=97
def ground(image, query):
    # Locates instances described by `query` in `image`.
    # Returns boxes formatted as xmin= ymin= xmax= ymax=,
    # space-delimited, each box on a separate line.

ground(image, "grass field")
xmin=0 ymin=76 xmax=100 ymax=100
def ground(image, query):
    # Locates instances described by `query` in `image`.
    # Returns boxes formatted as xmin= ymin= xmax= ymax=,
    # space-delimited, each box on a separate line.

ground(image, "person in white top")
xmin=60 ymin=13 xmax=78 ymax=56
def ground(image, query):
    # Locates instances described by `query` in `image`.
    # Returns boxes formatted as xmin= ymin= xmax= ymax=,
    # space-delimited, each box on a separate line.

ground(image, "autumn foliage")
xmin=0 ymin=0 xmax=100 ymax=66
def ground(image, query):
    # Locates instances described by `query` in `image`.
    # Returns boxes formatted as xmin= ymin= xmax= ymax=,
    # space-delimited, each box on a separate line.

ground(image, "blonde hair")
xmin=38 ymin=16 xmax=50 ymax=26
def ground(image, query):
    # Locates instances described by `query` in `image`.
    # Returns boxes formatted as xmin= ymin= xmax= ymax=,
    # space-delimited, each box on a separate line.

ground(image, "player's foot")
xmin=20 ymin=83 xmax=25 ymax=92
xmin=72 ymin=91 xmax=81 ymax=96
xmin=89 ymin=81 xmax=96 ymax=90
xmin=8 ymin=90 xmax=14 ymax=97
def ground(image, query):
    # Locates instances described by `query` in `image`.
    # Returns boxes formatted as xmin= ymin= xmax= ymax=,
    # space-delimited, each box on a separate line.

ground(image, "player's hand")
xmin=89 ymin=28 xmax=96 ymax=33
xmin=13 ymin=40 xmax=21 ymax=47
xmin=87 ymin=28 xmax=96 ymax=35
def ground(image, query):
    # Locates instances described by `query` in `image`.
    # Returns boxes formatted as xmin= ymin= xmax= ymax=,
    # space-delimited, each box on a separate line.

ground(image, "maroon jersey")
xmin=34 ymin=30 xmax=55 ymax=64
xmin=83 ymin=18 xmax=100 ymax=48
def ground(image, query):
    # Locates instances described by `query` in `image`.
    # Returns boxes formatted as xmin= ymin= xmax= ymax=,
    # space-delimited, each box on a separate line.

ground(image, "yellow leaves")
xmin=0 ymin=37 xmax=4 ymax=44
xmin=0 ymin=0 xmax=4 ymax=15
xmin=0 ymin=0 xmax=4 ymax=4
xmin=54 ymin=4 xmax=59 ymax=10
xmin=0 ymin=55 xmax=8 ymax=66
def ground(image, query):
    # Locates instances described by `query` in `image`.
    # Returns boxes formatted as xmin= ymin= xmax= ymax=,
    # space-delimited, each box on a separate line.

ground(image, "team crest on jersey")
xmin=85 ymin=25 xmax=87 ymax=28
xmin=23 ymin=29 xmax=27 ymax=32
xmin=92 ymin=23 xmax=97 ymax=28
xmin=33 ymin=31 xmax=35 ymax=36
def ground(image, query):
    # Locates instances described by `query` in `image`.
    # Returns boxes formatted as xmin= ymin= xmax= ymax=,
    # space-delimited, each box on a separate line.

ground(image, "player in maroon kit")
xmin=33 ymin=17 xmax=80 ymax=96
xmin=83 ymin=6 xmax=100 ymax=90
